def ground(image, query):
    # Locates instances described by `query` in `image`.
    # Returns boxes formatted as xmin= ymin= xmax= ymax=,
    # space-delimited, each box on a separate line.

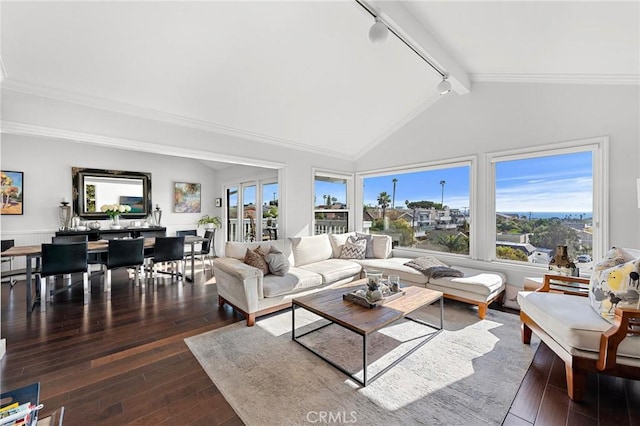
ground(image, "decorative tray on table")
xmin=343 ymin=286 xmax=405 ymax=309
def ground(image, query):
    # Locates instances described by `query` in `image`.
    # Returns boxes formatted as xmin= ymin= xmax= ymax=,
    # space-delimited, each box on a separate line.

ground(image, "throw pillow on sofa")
xmin=244 ymin=248 xmax=269 ymax=275
xmin=354 ymin=232 xmax=374 ymax=258
xmin=264 ymin=246 xmax=290 ymax=276
xmin=340 ymin=239 xmax=367 ymax=260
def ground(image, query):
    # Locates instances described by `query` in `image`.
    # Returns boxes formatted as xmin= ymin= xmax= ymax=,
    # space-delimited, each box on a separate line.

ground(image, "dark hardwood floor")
xmin=1 ymin=271 xmax=638 ymax=425
xmin=1 ymin=270 xmax=244 ymax=425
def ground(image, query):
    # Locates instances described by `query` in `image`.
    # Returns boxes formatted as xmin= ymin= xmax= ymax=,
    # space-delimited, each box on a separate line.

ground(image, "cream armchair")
xmin=518 ymin=274 xmax=640 ymax=401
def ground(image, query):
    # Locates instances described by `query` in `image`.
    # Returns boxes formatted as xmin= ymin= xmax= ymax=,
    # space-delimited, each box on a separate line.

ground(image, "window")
xmin=361 ymin=162 xmax=471 ymax=254
xmin=491 ymin=139 xmax=606 ymax=270
xmin=226 ymin=179 xmax=279 ymax=242
xmin=262 ymin=182 xmax=278 ymax=240
xmin=314 ymin=171 xmax=351 ymax=235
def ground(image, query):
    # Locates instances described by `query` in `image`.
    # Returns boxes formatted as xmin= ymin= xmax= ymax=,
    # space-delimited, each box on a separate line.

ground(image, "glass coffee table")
xmin=292 ymin=280 xmax=443 ymax=386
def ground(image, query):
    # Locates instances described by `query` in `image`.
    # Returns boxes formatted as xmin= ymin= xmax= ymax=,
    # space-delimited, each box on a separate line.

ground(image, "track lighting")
xmin=357 ymin=1 xmax=453 ymax=95
xmin=437 ymin=77 xmax=452 ymax=95
xmin=368 ymin=17 xmax=388 ymax=44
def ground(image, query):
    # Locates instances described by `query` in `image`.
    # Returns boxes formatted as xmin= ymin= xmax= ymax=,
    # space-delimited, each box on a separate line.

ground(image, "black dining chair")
xmin=185 ymin=229 xmax=216 ymax=272
xmin=103 ymin=238 xmax=145 ymax=297
xmin=176 ymin=230 xmax=197 ymax=237
xmin=52 ymin=234 xmax=104 ymax=276
xmin=36 ymin=242 xmax=89 ymax=311
xmin=52 ymin=234 xmax=89 ymax=244
xmin=1 ymin=239 xmax=17 ymax=287
xmin=151 ymin=236 xmax=185 ymax=283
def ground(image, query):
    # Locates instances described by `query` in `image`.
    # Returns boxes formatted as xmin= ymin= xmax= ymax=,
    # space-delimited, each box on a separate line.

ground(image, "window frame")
xmin=356 ymin=156 xmax=475 ymax=258
xmin=486 ymin=136 xmax=609 ymax=268
xmin=223 ymin=177 xmax=280 ymax=242
xmin=312 ymin=169 xmax=354 ymax=235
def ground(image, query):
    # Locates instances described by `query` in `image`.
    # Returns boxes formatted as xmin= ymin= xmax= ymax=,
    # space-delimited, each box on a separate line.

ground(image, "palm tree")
xmin=391 ymin=178 xmax=398 ymax=210
xmin=440 ymin=180 xmax=446 ymax=208
xmin=438 ymin=234 xmax=468 ymax=253
xmin=377 ymin=191 xmax=391 ymax=220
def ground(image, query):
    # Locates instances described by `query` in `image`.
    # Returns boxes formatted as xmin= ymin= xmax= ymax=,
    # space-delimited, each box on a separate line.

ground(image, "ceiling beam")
xmin=368 ymin=1 xmax=471 ymax=95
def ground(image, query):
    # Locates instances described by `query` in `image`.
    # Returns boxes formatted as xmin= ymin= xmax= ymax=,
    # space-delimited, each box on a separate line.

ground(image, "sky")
xmin=362 ymin=166 xmax=470 ymax=209
xmin=356 ymin=151 xmax=593 ymax=212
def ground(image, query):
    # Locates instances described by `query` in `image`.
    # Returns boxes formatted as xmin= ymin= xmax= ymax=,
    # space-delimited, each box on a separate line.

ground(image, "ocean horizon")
xmin=499 ymin=211 xmax=592 ymax=220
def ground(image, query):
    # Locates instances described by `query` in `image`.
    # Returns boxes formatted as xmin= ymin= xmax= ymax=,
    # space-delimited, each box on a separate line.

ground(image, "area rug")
xmin=185 ymin=300 xmax=539 ymax=425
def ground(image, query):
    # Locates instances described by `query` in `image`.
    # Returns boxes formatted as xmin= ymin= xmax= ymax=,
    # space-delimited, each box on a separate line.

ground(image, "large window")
xmin=491 ymin=140 xmax=605 ymax=270
xmin=314 ymin=171 xmax=351 ymax=235
xmin=361 ymin=163 xmax=471 ymax=254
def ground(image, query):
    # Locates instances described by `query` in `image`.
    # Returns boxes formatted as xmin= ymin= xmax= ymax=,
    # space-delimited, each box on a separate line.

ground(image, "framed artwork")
xmin=1 ymin=170 xmax=24 ymax=215
xmin=174 ymin=182 xmax=201 ymax=213
xmin=215 ymin=197 xmax=222 ymax=207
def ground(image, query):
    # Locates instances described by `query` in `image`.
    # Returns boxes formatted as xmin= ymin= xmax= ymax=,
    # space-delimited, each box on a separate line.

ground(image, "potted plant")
xmin=197 ymin=215 xmax=221 ymax=230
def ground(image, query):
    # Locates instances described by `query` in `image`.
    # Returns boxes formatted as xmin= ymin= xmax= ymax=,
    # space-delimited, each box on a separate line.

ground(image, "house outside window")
xmin=314 ymin=171 xmax=352 ymax=235
xmin=360 ymin=162 xmax=471 ymax=255
xmin=490 ymin=138 xmax=606 ymax=271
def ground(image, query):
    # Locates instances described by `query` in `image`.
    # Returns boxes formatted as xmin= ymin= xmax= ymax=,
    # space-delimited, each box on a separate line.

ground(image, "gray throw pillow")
xmin=264 ymin=246 xmax=290 ymax=276
xmin=340 ymin=239 xmax=366 ymax=260
xmin=354 ymin=232 xmax=374 ymax=258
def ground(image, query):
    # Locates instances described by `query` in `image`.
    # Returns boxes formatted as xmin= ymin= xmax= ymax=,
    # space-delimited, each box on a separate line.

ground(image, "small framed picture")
xmin=174 ymin=182 xmax=201 ymax=213
xmin=215 ymin=197 xmax=222 ymax=207
xmin=1 ymin=170 xmax=24 ymax=215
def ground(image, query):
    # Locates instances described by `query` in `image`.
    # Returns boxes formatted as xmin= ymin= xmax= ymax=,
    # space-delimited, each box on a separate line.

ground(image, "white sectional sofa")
xmin=213 ymin=232 xmax=506 ymax=326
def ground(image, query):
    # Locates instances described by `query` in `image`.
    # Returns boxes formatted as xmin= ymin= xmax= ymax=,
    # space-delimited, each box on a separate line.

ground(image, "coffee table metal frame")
xmin=292 ymin=291 xmax=443 ymax=387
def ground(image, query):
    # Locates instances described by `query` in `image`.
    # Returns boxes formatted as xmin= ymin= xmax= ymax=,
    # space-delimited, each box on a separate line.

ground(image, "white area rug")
xmin=185 ymin=301 xmax=539 ymax=425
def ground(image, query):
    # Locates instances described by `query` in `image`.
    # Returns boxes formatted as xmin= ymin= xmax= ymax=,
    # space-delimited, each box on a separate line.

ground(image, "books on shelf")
xmin=0 ymin=383 xmax=42 ymax=426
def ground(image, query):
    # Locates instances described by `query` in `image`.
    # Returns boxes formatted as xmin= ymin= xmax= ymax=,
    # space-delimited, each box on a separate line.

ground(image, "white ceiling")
xmin=1 ymin=1 xmax=638 ymax=161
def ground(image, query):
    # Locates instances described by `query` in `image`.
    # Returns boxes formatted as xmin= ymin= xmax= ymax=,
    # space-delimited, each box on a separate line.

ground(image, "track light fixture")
xmin=357 ymin=0 xmax=452 ymax=95
xmin=437 ymin=76 xmax=452 ymax=95
xmin=368 ymin=17 xmax=388 ymax=43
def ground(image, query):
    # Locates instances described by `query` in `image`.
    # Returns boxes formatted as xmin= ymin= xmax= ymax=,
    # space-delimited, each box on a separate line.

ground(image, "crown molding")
xmin=472 ymin=73 xmax=640 ymax=85
xmin=1 ymin=79 xmax=357 ymax=161
xmin=0 ymin=121 xmax=285 ymax=169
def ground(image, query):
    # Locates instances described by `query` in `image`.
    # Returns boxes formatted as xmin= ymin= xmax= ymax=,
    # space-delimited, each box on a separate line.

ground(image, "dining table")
xmin=1 ymin=235 xmax=207 ymax=313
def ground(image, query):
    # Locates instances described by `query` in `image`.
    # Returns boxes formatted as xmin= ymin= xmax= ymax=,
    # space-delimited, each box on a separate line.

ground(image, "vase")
xmin=548 ymin=245 xmax=577 ymax=276
xmin=110 ymin=215 xmax=122 ymax=230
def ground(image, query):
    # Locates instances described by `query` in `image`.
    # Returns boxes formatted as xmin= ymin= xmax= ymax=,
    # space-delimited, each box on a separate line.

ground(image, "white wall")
xmin=1 ymin=89 xmax=356 ymax=241
xmin=358 ymin=82 xmax=640 ymax=248
xmin=358 ymin=82 xmax=640 ymax=286
xmin=0 ymin=134 xmax=218 ymax=233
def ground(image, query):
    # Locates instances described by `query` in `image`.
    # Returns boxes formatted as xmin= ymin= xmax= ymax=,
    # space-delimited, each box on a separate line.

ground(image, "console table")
xmin=55 ymin=227 xmax=166 ymax=240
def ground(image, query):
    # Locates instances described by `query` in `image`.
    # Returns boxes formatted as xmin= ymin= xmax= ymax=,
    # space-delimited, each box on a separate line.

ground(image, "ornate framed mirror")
xmin=72 ymin=167 xmax=152 ymax=219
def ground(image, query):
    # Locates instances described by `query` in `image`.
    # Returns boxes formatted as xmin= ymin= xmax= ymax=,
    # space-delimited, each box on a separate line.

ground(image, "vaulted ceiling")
xmin=1 ymin=1 xmax=638 ymax=161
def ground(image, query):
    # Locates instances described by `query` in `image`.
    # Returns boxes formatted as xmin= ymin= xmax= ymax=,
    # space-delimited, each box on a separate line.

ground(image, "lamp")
xmin=368 ymin=17 xmax=388 ymax=43
xmin=356 ymin=0 xmax=452 ymax=95
xmin=437 ymin=77 xmax=452 ymax=95
xmin=58 ymin=200 xmax=71 ymax=231
xmin=153 ymin=204 xmax=162 ymax=226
